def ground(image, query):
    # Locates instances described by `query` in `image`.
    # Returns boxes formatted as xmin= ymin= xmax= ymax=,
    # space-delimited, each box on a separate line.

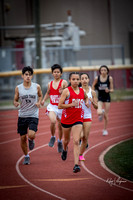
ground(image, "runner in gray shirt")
xmin=13 ymin=66 xmax=42 ymax=165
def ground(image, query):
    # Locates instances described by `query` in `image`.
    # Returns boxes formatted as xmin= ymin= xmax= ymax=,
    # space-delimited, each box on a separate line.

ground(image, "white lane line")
xmin=0 ymin=123 xmax=133 ymax=145
xmin=0 ymin=131 xmax=50 ymax=145
xmin=1 ymin=112 xmax=132 ymax=129
xmin=81 ymin=133 xmax=133 ymax=192
xmin=99 ymin=137 xmax=133 ymax=184
xmin=16 ymin=144 xmax=66 ymax=200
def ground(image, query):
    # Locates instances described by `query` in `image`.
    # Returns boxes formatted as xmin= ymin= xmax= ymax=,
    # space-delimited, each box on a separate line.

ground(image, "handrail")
xmin=0 ymin=65 xmax=133 ymax=77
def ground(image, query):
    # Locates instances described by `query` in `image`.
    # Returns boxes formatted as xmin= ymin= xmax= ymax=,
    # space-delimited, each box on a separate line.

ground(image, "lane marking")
xmin=81 ymin=133 xmax=133 ymax=192
xmin=33 ymin=178 xmax=90 ymax=182
xmin=16 ymin=144 xmax=66 ymax=200
xmin=0 ymin=113 xmax=132 ymax=130
xmin=1 ymin=123 xmax=133 ymax=145
xmin=0 ymin=185 xmax=27 ymax=190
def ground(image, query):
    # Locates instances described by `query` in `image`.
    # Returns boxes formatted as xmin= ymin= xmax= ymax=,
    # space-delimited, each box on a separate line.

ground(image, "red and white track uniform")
xmin=49 ymin=79 xmax=63 ymax=105
xmin=46 ymin=79 xmax=63 ymax=119
xmin=61 ymin=86 xmax=84 ymax=124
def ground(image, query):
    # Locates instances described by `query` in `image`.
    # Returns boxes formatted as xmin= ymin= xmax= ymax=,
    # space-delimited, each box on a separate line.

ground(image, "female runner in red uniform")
xmin=58 ymin=72 xmax=89 ymax=173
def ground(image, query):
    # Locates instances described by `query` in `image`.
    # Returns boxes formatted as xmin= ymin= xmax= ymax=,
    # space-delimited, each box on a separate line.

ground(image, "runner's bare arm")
xmin=84 ymin=91 xmax=89 ymax=108
xmin=36 ymin=85 xmax=43 ymax=108
xmin=105 ymin=76 xmax=114 ymax=93
xmin=13 ymin=86 xmax=20 ymax=107
xmin=59 ymin=80 xmax=68 ymax=94
xmin=109 ymin=76 xmax=114 ymax=93
xmin=41 ymin=82 xmax=50 ymax=106
xmin=91 ymin=89 xmax=98 ymax=109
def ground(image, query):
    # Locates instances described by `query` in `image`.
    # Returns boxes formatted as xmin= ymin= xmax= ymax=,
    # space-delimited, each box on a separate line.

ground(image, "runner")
xmin=41 ymin=64 xmax=68 ymax=152
xmin=92 ymin=65 xmax=114 ymax=135
xmin=58 ymin=72 xmax=89 ymax=173
xmin=13 ymin=66 xmax=43 ymax=165
xmin=79 ymin=73 xmax=98 ymax=161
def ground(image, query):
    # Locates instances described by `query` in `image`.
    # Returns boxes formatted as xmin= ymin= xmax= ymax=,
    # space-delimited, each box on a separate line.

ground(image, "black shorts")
xmin=98 ymin=91 xmax=111 ymax=102
xmin=17 ymin=117 xmax=39 ymax=136
xmin=98 ymin=94 xmax=111 ymax=102
xmin=61 ymin=121 xmax=83 ymax=128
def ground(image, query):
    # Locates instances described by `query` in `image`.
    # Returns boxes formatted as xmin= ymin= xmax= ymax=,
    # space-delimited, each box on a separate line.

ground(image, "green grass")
xmin=0 ymin=89 xmax=133 ymax=107
xmin=104 ymin=139 xmax=133 ymax=181
xmin=0 ymin=100 xmax=13 ymax=106
xmin=111 ymin=89 xmax=133 ymax=101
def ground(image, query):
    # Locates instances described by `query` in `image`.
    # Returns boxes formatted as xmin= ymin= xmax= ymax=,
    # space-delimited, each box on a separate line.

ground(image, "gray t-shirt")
xmin=17 ymin=82 xmax=39 ymax=118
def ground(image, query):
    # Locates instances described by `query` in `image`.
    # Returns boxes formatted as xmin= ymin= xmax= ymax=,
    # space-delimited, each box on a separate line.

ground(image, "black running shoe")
xmin=61 ymin=149 xmax=67 ymax=161
xmin=58 ymin=141 xmax=63 ymax=153
xmin=48 ymin=137 xmax=56 ymax=147
xmin=28 ymin=139 xmax=35 ymax=150
xmin=73 ymin=165 xmax=80 ymax=173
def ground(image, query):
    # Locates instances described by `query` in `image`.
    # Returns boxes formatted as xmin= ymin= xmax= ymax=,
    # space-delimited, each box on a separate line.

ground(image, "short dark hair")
xmin=22 ymin=66 xmax=33 ymax=75
xmin=51 ymin=64 xmax=63 ymax=73
xmin=99 ymin=65 xmax=109 ymax=74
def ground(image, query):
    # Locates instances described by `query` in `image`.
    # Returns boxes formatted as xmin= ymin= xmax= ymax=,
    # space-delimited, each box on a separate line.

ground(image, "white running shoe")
xmin=102 ymin=130 xmax=108 ymax=136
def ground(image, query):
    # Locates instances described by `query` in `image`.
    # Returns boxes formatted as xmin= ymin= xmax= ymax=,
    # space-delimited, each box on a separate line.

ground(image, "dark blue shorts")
xmin=61 ymin=121 xmax=83 ymax=128
xmin=17 ymin=117 xmax=39 ymax=136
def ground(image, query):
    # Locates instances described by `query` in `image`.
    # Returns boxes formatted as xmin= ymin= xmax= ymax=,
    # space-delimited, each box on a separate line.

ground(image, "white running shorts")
xmin=46 ymin=103 xmax=62 ymax=120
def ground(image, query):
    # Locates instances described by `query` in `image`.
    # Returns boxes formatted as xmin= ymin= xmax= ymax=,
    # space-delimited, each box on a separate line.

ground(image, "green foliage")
xmin=104 ymin=139 xmax=133 ymax=181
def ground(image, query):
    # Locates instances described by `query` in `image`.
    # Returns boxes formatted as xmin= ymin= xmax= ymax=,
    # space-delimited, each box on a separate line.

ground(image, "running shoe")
xmin=23 ymin=156 xmax=30 ymax=165
xmin=28 ymin=139 xmax=35 ymax=150
xmin=98 ymin=109 xmax=105 ymax=121
xmin=73 ymin=165 xmax=81 ymax=173
xmin=57 ymin=141 xmax=63 ymax=153
xmin=79 ymin=155 xmax=85 ymax=161
xmin=48 ymin=136 xmax=56 ymax=147
xmin=102 ymin=130 xmax=108 ymax=136
xmin=61 ymin=149 xmax=67 ymax=160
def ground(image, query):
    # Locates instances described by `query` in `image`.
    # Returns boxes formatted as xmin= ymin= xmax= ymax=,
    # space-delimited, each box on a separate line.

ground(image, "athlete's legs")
xmin=97 ymin=101 xmax=103 ymax=115
xmin=28 ymin=129 xmax=36 ymax=140
xmin=20 ymin=134 xmax=28 ymax=155
xmin=72 ymin=124 xmax=83 ymax=165
xmin=80 ymin=122 xmax=92 ymax=155
xmin=57 ymin=117 xmax=63 ymax=141
xmin=62 ymin=127 xmax=71 ymax=151
xmin=104 ymin=102 xmax=110 ymax=130
xmin=48 ymin=111 xmax=57 ymax=136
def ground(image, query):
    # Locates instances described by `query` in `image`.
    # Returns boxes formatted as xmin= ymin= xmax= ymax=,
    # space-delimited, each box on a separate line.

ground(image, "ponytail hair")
xmin=68 ymin=72 xmax=80 ymax=86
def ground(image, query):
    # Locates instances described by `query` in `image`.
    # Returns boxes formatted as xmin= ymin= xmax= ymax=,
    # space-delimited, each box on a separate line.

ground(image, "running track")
xmin=0 ymin=101 xmax=133 ymax=200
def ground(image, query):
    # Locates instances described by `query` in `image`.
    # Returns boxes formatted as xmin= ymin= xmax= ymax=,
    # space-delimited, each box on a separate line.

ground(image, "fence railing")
xmin=0 ymin=44 xmax=125 ymax=73
xmin=0 ymin=65 xmax=133 ymax=100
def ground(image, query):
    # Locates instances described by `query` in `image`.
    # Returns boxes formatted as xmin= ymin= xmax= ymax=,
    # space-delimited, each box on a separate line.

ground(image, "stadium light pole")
xmin=33 ymin=0 xmax=42 ymax=85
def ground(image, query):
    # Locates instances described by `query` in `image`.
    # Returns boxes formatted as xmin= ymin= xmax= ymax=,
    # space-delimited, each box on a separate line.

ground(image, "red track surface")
xmin=0 ymin=101 xmax=133 ymax=200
